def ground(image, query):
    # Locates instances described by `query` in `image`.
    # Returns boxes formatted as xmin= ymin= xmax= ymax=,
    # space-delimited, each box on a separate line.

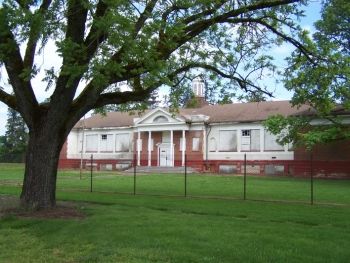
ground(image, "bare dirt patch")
xmin=0 ymin=195 xmax=85 ymax=220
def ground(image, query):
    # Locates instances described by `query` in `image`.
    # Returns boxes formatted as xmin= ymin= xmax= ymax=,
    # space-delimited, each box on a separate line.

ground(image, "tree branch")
xmin=184 ymin=0 xmax=301 ymax=37
xmin=23 ymin=0 xmax=52 ymax=69
xmin=83 ymin=0 xmax=109 ymax=62
xmin=133 ymin=0 xmax=158 ymax=38
xmin=224 ymin=17 xmax=316 ymax=64
xmin=0 ymin=8 xmax=38 ymax=121
xmin=169 ymin=62 xmax=273 ymax=97
xmin=50 ymin=0 xmax=89 ymax=106
xmin=0 ymin=89 xmax=17 ymax=110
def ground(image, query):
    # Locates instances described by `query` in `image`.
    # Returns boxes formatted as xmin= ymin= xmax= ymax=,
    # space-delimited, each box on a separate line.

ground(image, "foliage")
xmin=265 ymin=0 xmax=350 ymax=148
xmin=0 ymin=108 xmax=28 ymax=162
xmin=0 ymin=0 xmax=309 ymax=117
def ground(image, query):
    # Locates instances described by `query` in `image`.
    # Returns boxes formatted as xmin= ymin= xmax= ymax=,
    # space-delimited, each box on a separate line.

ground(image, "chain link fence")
xmin=0 ymin=154 xmax=349 ymax=205
xmin=53 ymin=154 xmax=350 ymax=205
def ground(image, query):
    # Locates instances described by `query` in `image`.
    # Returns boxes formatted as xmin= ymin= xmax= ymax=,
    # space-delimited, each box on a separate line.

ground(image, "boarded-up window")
xmin=219 ymin=130 xmax=237 ymax=152
xmin=162 ymin=131 xmax=170 ymax=143
xmin=86 ymin=134 xmax=98 ymax=152
xmin=264 ymin=131 xmax=284 ymax=151
xmin=116 ymin=133 xmax=130 ymax=152
xmin=250 ymin=129 xmax=260 ymax=151
xmin=192 ymin=137 xmax=200 ymax=151
xmin=209 ymin=137 xmax=217 ymax=152
xmin=100 ymin=134 xmax=114 ymax=152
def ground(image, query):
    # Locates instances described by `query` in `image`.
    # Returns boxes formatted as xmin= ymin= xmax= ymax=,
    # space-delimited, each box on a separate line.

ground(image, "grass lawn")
xmin=0 ymin=163 xmax=350 ymax=262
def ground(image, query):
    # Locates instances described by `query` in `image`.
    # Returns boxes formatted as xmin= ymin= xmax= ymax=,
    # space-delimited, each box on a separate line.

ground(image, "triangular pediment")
xmin=134 ymin=108 xmax=185 ymax=126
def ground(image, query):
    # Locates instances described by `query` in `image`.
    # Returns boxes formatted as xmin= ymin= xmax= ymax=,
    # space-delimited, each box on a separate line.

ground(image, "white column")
xmin=182 ymin=130 xmax=186 ymax=166
xmin=170 ymin=130 xmax=174 ymax=166
xmin=148 ymin=131 xmax=152 ymax=166
xmin=137 ymin=131 xmax=141 ymax=166
xmin=237 ymin=129 xmax=241 ymax=152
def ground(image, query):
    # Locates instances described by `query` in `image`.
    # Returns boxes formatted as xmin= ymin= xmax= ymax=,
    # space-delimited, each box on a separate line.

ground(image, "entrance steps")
xmin=124 ymin=166 xmax=198 ymax=174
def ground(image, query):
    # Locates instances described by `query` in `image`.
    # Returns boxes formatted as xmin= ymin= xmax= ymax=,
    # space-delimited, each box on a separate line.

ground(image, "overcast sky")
xmin=0 ymin=1 xmax=322 ymax=136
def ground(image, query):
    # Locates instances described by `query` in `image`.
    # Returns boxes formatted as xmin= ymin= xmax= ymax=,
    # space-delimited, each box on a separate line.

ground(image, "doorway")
xmin=158 ymin=144 xmax=173 ymax=166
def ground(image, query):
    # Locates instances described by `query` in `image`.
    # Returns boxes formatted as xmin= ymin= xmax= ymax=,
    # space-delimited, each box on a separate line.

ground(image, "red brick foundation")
xmin=58 ymin=157 xmax=350 ymax=178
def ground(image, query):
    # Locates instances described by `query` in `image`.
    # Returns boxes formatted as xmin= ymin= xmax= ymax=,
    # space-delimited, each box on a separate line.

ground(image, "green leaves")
xmin=263 ymin=114 xmax=309 ymax=147
xmin=0 ymin=0 xmax=314 ymax=120
xmin=278 ymin=0 xmax=350 ymax=148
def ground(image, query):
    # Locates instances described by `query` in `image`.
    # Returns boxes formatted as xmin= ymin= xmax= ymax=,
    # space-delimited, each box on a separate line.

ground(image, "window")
xmin=116 ymin=133 xmax=130 ymax=152
xmin=241 ymin=129 xmax=260 ymax=152
xmin=242 ymin=130 xmax=251 ymax=136
xmin=219 ymin=130 xmax=237 ymax=152
xmin=86 ymin=134 xmax=98 ymax=152
xmin=100 ymin=134 xmax=113 ymax=152
xmin=264 ymin=131 xmax=284 ymax=151
xmin=153 ymin=116 xmax=168 ymax=123
xmin=209 ymin=137 xmax=217 ymax=152
xmin=250 ymin=130 xmax=260 ymax=151
xmin=162 ymin=131 xmax=170 ymax=143
xmin=192 ymin=137 xmax=200 ymax=151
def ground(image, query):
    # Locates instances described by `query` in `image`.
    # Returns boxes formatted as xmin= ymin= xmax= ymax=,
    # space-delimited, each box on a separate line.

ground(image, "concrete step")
xmin=124 ymin=166 xmax=198 ymax=174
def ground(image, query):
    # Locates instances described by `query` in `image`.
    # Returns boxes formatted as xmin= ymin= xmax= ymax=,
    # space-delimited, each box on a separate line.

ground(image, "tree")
xmin=0 ymin=0 xmax=310 ymax=209
xmin=264 ymin=0 xmax=350 ymax=148
xmin=1 ymin=107 xmax=28 ymax=162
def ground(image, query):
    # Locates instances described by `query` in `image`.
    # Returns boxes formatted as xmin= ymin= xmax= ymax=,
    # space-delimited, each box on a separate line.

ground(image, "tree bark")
xmin=20 ymin=125 xmax=66 ymax=210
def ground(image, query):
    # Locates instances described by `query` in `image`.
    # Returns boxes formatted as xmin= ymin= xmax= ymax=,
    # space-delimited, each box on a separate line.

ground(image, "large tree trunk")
xmin=20 ymin=125 xmax=66 ymax=210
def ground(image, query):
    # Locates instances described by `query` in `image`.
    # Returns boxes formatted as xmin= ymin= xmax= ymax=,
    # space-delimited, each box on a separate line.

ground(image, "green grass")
xmin=0 ymin=163 xmax=350 ymax=262
xmin=1 ymin=163 xmax=350 ymax=204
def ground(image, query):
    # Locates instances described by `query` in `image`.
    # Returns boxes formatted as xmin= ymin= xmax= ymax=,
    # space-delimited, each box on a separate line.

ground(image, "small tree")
xmin=3 ymin=108 xmax=28 ymax=162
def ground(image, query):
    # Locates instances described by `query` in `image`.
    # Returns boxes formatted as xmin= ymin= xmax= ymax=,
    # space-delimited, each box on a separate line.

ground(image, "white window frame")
xmin=192 ymin=137 xmax=200 ymax=151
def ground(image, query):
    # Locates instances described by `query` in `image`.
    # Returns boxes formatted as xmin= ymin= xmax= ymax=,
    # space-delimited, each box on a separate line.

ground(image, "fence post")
xmin=79 ymin=158 xmax=83 ymax=180
xmin=90 ymin=154 xmax=93 ymax=193
xmin=134 ymin=153 xmax=136 ymax=195
xmin=243 ymin=153 xmax=247 ymax=200
xmin=310 ymin=153 xmax=314 ymax=205
xmin=184 ymin=154 xmax=187 ymax=197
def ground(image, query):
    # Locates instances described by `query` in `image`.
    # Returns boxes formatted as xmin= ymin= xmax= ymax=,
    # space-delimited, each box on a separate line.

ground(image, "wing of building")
xmin=59 ymin=99 xmax=350 ymax=177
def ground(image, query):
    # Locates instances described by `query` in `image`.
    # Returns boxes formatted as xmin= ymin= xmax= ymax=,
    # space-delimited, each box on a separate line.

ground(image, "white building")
xmin=59 ymin=80 xmax=350 ymax=177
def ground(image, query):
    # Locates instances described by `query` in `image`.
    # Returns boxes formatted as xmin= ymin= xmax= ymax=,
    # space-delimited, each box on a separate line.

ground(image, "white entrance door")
xmin=159 ymin=144 xmax=173 ymax=167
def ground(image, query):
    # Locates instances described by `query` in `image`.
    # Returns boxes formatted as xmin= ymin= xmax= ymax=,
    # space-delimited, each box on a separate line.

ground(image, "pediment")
xmin=134 ymin=108 xmax=185 ymax=126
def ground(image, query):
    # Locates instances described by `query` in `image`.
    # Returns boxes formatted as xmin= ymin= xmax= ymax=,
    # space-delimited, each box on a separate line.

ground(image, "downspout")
xmin=205 ymin=122 xmax=212 ymax=171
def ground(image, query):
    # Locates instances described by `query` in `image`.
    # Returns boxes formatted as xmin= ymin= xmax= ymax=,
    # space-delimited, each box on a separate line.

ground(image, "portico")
xmin=134 ymin=108 xmax=190 ymax=167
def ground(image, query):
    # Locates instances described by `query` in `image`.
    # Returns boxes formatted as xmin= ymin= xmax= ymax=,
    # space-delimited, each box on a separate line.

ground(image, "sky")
xmin=0 ymin=1 xmax=322 ymax=136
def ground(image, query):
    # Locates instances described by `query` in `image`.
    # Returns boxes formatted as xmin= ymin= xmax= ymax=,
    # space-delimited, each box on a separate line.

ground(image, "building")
xmin=59 ymin=79 xmax=350 ymax=177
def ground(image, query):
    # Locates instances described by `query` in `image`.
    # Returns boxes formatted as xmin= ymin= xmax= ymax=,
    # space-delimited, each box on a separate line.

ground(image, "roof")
xmin=180 ymin=100 xmax=313 ymax=123
xmin=75 ymin=111 xmax=139 ymax=129
xmin=74 ymin=100 xmax=314 ymax=129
